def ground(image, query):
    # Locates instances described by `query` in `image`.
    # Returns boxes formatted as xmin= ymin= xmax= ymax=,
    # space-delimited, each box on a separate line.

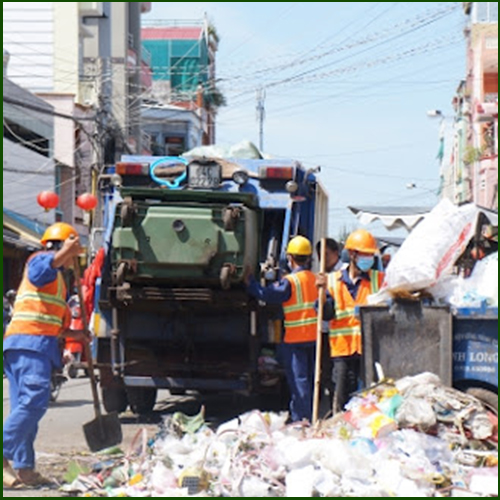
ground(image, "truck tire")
xmin=466 ymin=387 xmax=498 ymax=414
xmin=127 ymin=387 xmax=158 ymax=415
xmin=102 ymin=386 xmax=129 ymax=414
xmin=67 ymin=364 xmax=78 ymax=379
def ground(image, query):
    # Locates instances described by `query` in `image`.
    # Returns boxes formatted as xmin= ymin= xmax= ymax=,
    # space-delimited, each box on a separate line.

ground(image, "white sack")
xmin=382 ymin=200 xmax=478 ymax=294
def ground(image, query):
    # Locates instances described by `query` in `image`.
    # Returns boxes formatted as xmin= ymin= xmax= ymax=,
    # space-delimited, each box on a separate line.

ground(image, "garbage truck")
xmin=89 ymin=154 xmax=328 ymax=414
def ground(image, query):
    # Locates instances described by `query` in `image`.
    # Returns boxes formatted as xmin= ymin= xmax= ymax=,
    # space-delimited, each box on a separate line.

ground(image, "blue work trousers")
xmin=3 ymin=350 xmax=51 ymax=470
xmin=282 ymin=342 xmax=316 ymax=422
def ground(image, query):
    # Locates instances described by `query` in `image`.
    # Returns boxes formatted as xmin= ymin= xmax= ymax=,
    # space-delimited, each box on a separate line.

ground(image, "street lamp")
xmin=406 ymin=182 xmax=438 ymax=195
xmin=427 ymin=109 xmax=444 ymax=118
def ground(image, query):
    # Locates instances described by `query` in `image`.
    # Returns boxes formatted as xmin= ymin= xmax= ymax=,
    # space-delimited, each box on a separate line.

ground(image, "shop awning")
xmin=348 ymin=206 xmax=432 ymax=231
xmin=3 ymin=207 xmax=45 ymax=249
xmin=348 ymin=204 xmax=498 ymax=233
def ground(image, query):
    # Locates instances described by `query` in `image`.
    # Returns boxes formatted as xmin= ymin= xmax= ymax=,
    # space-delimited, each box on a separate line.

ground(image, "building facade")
xmin=141 ymin=18 xmax=222 ymax=151
xmin=3 ymin=66 xmax=54 ymax=291
xmin=3 ymin=2 xmax=152 ymax=229
xmin=447 ymin=2 xmax=498 ymax=209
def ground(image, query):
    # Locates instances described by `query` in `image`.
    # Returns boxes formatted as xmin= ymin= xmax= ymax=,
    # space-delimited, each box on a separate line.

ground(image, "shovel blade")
xmin=83 ymin=412 xmax=122 ymax=452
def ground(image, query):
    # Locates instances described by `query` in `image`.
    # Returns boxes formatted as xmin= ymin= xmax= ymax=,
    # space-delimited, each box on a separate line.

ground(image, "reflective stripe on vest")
xmin=327 ymin=269 xmax=383 ymax=356
xmin=282 ymin=270 xmax=318 ymax=343
xmin=5 ymin=255 xmax=68 ymax=338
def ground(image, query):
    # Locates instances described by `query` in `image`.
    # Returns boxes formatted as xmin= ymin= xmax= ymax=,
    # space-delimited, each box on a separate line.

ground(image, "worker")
xmin=316 ymin=238 xmax=343 ymax=274
xmin=245 ymin=236 xmax=318 ymax=422
xmin=315 ymin=238 xmax=343 ymax=403
xmin=317 ymin=229 xmax=384 ymax=413
xmin=3 ymin=222 xmax=86 ymax=488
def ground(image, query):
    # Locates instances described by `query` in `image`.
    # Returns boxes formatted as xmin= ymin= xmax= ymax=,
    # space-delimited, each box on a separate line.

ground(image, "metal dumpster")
xmin=360 ymin=302 xmax=498 ymax=412
xmin=360 ymin=302 xmax=453 ymax=387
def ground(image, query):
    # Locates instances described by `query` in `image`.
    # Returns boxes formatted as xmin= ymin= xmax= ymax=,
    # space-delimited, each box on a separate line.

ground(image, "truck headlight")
xmin=232 ymin=170 xmax=249 ymax=185
xmin=285 ymin=180 xmax=298 ymax=193
xmin=111 ymin=174 xmax=123 ymax=187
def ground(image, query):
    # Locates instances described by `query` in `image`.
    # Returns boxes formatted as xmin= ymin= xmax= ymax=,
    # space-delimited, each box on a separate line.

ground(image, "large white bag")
xmin=381 ymin=199 xmax=478 ymax=294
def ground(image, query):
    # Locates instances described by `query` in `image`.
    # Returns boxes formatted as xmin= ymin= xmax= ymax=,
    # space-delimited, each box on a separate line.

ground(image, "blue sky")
xmin=143 ymin=2 xmax=466 ymax=239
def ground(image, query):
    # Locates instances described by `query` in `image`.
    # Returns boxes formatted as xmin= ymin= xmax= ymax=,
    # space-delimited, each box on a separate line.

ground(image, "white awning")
xmin=348 ymin=204 xmax=498 ymax=232
xmin=348 ymin=206 xmax=432 ymax=231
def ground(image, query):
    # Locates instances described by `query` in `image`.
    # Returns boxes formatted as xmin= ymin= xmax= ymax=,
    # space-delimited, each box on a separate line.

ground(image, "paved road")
xmin=4 ymin=375 xmax=315 ymax=496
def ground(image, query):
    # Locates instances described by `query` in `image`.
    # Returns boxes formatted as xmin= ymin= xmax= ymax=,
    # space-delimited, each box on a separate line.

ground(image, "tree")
xmin=337 ymin=224 xmax=357 ymax=244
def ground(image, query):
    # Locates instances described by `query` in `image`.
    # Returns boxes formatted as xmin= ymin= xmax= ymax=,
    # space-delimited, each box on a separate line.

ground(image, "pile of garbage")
xmin=440 ymin=252 xmax=498 ymax=309
xmin=62 ymin=373 xmax=497 ymax=497
xmin=370 ymin=199 xmax=498 ymax=308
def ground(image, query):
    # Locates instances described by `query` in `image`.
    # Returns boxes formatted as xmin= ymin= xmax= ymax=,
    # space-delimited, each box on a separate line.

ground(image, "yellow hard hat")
xmin=40 ymin=222 xmax=78 ymax=245
xmin=344 ymin=229 xmax=378 ymax=254
xmin=287 ymin=236 xmax=312 ymax=256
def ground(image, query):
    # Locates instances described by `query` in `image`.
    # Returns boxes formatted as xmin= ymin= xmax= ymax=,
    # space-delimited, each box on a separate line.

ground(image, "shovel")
xmin=73 ymin=257 xmax=123 ymax=452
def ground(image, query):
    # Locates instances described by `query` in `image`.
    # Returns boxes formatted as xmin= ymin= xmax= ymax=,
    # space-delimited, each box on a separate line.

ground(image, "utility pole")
xmin=256 ymin=87 xmax=266 ymax=153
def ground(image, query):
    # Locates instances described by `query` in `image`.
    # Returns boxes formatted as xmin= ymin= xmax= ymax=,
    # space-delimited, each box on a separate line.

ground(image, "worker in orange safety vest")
xmin=245 ymin=236 xmax=318 ymax=422
xmin=316 ymin=229 xmax=384 ymax=413
xmin=3 ymin=223 xmax=85 ymax=489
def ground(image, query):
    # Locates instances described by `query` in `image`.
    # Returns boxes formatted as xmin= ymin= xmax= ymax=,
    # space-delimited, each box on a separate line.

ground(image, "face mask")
xmin=356 ymin=255 xmax=374 ymax=272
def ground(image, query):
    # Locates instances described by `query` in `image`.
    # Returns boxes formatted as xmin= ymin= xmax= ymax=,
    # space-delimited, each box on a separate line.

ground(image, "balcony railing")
xmin=142 ymin=19 xmax=204 ymax=28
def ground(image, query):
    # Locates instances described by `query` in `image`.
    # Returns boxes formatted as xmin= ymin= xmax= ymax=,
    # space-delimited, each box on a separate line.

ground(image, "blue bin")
xmin=452 ymin=306 xmax=498 ymax=391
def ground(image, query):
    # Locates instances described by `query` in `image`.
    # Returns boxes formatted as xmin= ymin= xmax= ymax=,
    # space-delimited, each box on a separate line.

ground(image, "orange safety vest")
xmin=5 ymin=253 xmax=70 ymax=338
xmin=282 ymin=270 xmax=319 ymax=344
xmin=327 ymin=269 xmax=383 ymax=357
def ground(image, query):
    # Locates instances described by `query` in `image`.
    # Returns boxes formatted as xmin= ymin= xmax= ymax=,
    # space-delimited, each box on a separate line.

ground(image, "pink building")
xmin=461 ymin=2 xmax=498 ymax=209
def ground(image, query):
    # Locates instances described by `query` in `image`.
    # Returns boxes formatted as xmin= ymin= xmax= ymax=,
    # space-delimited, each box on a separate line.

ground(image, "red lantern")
xmin=76 ymin=193 xmax=98 ymax=211
xmin=37 ymin=191 xmax=59 ymax=210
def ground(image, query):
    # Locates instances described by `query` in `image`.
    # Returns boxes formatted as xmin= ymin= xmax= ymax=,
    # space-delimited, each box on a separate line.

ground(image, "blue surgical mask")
xmin=356 ymin=255 xmax=374 ymax=272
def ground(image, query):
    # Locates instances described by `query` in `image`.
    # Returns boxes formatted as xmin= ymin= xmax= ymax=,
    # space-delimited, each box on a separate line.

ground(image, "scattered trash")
xmin=61 ymin=373 xmax=498 ymax=497
xmin=64 ymin=461 xmax=91 ymax=484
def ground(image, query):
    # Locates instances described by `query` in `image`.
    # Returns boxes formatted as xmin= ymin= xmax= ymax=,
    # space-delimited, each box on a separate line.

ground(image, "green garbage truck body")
xmin=91 ymin=156 xmax=328 ymax=414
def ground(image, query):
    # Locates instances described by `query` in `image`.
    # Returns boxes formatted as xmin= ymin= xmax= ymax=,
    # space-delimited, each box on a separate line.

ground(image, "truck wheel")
xmin=67 ymin=364 xmax=78 ymax=379
xmin=102 ymin=386 xmax=129 ymax=414
xmin=127 ymin=387 xmax=157 ymax=415
xmin=466 ymin=387 xmax=498 ymax=414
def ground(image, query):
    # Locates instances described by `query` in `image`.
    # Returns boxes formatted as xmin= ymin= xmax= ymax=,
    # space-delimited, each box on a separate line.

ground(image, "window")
xmin=473 ymin=2 xmax=498 ymax=23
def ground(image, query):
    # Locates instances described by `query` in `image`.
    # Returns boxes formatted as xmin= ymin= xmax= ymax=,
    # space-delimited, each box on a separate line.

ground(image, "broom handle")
xmin=73 ymin=257 xmax=102 ymax=419
xmin=312 ymin=238 xmax=326 ymax=425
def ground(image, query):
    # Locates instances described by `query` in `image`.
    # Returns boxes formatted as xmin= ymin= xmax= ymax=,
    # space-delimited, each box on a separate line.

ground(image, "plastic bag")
xmin=381 ymin=200 xmax=479 ymax=294
xmin=285 ymin=466 xmax=316 ymax=497
xmin=430 ymin=252 xmax=499 ymax=307
xmin=395 ymin=397 xmax=436 ymax=430
xmin=465 ymin=252 xmax=498 ymax=306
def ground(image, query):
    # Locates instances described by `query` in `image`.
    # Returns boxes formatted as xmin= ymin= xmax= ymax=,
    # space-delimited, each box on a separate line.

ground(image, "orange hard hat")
xmin=40 ymin=222 xmax=78 ymax=245
xmin=344 ymin=229 xmax=378 ymax=254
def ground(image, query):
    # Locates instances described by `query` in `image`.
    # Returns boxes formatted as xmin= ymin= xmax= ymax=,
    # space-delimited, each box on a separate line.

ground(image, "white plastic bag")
xmin=429 ymin=252 xmax=498 ymax=307
xmin=382 ymin=200 xmax=478 ymax=293
xmin=466 ymin=252 xmax=498 ymax=306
